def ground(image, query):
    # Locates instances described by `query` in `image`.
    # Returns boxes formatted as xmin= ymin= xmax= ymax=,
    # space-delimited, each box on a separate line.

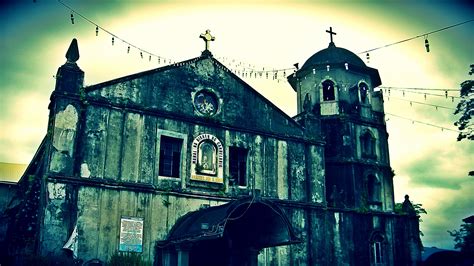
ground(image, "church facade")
xmin=4 ymin=31 xmax=421 ymax=265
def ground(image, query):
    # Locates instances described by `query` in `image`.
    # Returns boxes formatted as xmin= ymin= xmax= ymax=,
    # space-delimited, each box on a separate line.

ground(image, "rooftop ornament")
xmin=200 ymin=29 xmax=215 ymax=56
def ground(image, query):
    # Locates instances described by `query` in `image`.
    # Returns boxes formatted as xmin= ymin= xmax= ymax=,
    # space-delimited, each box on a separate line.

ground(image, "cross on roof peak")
xmin=326 ymin=27 xmax=337 ymax=44
xmin=200 ymin=29 xmax=215 ymax=52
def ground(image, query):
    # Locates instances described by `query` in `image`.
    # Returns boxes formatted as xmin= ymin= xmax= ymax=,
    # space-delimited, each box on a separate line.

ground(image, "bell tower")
xmin=288 ymin=29 xmax=394 ymax=211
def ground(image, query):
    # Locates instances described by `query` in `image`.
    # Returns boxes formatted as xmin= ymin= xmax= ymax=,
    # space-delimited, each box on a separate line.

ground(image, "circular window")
xmin=194 ymin=90 xmax=219 ymax=116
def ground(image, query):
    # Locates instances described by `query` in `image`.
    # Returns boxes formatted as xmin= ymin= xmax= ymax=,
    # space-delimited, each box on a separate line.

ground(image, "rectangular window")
xmin=159 ymin=136 xmax=183 ymax=178
xmin=229 ymin=147 xmax=248 ymax=187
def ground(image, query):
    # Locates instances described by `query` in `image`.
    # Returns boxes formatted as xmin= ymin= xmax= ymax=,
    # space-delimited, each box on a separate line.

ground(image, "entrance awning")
xmin=157 ymin=196 xmax=300 ymax=250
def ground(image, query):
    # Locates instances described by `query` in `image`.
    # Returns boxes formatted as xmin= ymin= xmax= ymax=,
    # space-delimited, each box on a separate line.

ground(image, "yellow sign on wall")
xmin=191 ymin=174 xmax=224 ymax=183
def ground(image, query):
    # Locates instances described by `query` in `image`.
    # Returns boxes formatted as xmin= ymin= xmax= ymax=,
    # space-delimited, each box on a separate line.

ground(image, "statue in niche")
xmin=329 ymin=185 xmax=346 ymax=208
xmin=402 ymin=194 xmax=416 ymax=215
xmin=198 ymin=141 xmax=217 ymax=175
xmin=303 ymin=93 xmax=312 ymax=113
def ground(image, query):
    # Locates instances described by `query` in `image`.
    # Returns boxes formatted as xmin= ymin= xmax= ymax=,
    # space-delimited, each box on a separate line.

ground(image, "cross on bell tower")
xmin=326 ymin=27 xmax=337 ymax=45
xmin=200 ymin=29 xmax=215 ymax=53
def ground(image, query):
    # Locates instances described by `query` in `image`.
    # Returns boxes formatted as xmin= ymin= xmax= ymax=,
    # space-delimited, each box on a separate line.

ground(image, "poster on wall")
xmin=119 ymin=217 xmax=144 ymax=252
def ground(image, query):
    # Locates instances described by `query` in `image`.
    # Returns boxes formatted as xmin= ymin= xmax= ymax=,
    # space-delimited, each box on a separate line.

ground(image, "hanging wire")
xmin=383 ymin=96 xmax=456 ymax=110
xmin=57 ymin=0 xmax=174 ymax=64
xmin=385 ymin=113 xmax=460 ymax=132
xmin=223 ymin=16 xmax=471 ymax=76
xmin=379 ymin=86 xmax=459 ymax=92
xmin=380 ymin=88 xmax=461 ymax=99
xmin=359 ymin=19 xmax=474 ymax=55
xmin=56 ymin=0 xmax=473 ymax=100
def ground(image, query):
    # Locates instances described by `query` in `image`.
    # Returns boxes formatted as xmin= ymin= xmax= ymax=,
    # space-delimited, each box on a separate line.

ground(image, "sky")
xmin=0 ymin=0 xmax=473 ymax=250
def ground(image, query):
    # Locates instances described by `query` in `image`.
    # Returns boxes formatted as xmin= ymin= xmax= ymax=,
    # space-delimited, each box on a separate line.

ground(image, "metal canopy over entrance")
xmin=156 ymin=196 xmax=300 ymax=266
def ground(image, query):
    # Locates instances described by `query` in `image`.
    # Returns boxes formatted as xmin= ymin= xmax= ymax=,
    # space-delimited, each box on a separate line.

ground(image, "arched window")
xmin=367 ymin=174 xmax=381 ymax=203
xmin=359 ymin=82 xmax=369 ymax=104
xmin=370 ymin=233 xmax=385 ymax=265
xmin=360 ymin=130 xmax=376 ymax=158
xmin=322 ymin=80 xmax=336 ymax=101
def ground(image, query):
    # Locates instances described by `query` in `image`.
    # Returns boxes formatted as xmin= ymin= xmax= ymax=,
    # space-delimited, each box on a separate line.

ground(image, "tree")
xmin=453 ymin=65 xmax=473 ymax=141
xmin=448 ymin=221 xmax=474 ymax=255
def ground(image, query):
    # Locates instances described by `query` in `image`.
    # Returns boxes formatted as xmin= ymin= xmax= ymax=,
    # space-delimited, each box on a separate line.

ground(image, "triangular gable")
xmin=85 ymin=55 xmax=305 ymax=138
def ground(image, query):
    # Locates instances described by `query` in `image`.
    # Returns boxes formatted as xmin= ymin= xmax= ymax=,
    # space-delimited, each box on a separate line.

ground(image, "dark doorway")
xmin=157 ymin=197 xmax=299 ymax=266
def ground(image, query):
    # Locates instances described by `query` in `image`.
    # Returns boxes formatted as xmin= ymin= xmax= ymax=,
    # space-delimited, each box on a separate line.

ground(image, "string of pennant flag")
xmin=58 ymin=0 xmax=176 ymax=65
xmin=55 ymin=0 xmax=467 ymax=133
xmin=58 ymin=0 xmax=473 ymax=80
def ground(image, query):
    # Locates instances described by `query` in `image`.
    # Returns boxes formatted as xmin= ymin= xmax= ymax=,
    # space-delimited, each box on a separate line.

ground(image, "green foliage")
xmin=453 ymin=67 xmax=473 ymax=141
xmin=448 ymin=222 xmax=474 ymax=254
xmin=107 ymin=252 xmax=151 ymax=266
xmin=394 ymin=202 xmax=427 ymax=217
xmin=394 ymin=201 xmax=427 ymax=236
xmin=413 ymin=203 xmax=427 ymax=217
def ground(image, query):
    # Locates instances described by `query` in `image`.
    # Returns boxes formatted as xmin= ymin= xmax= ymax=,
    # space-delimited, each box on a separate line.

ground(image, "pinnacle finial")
xmin=66 ymin=38 xmax=80 ymax=63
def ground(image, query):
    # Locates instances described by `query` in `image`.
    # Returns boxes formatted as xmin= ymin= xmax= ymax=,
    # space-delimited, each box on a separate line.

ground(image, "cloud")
xmin=0 ymin=92 xmax=48 ymax=163
xmin=404 ymin=147 xmax=474 ymax=189
xmin=420 ymin=180 xmax=474 ymax=249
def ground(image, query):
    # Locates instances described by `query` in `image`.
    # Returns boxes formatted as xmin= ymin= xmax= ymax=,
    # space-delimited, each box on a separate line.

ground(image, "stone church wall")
xmin=75 ymin=187 xmax=227 ymax=262
xmin=41 ymin=98 xmax=326 ymax=262
xmin=65 ymin=103 xmax=325 ymax=199
xmin=4 ymin=40 xmax=422 ymax=265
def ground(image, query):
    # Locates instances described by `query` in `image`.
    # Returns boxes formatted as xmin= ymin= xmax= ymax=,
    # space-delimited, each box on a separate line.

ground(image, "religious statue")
xmin=303 ymin=93 xmax=312 ymax=113
xmin=198 ymin=141 xmax=217 ymax=175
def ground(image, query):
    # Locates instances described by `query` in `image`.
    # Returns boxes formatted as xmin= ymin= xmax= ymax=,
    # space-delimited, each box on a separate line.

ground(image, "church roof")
xmin=83 ymin=53 xmax=315 ymax=142
xmin=301 ymin=42 xmax=366 ymax=70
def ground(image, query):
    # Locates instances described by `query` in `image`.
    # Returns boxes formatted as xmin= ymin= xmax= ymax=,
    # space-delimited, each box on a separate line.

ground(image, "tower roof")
xmin=301 ymin=42 xmax=366 ymax=70
xmin=288 ymin=42 xmax=381 ymax=90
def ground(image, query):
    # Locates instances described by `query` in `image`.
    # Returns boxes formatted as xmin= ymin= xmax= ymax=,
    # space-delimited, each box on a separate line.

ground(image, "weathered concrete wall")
xmin=49 ymin=101 xmax=80 ymax=176
xmin=253 ymin=207 xmax=417 ymax=266
xmin=41 ymin=55 xmax=328 ymax=263
xmin=296 ymin=68 xmax=374 ymax=114
xmin=75 ymin=186 xmax=227 ymax=262
xmin=41 ymin=182 xmax=76 ymax=257
xmin=35 ymin=53 xmax=419 ymax=265
xmin=74 ymin=102 xmax=323 ymax=202
xmin=87 ymin=58 xmax=305 ymax=139
xmin=69 ymin=185 xmax=417 ymax=265
xmin=67 ymin=56 xmax=325 ymax=203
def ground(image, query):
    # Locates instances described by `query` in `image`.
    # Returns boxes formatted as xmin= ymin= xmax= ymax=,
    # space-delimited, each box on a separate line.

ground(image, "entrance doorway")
xmin=156 ymin=196 xmax=299 ymax=266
